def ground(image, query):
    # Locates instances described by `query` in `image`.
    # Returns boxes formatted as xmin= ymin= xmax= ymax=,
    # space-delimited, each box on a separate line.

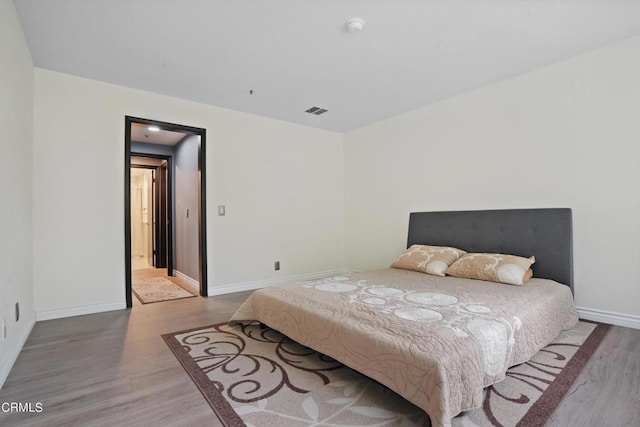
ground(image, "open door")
xmin=154 ymin=161 xmax=169 ymax=269
xmin=147 ymin=168 xmax=155 ymax=267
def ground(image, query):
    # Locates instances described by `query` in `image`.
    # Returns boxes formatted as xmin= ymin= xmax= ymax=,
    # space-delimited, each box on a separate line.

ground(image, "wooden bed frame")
xmin=407 ymin=208 xmax=574 ymax=292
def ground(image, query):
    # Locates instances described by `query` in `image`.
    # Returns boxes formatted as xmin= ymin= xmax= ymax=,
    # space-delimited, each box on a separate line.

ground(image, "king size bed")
xmin=229 ymin=208 xmax=578 ymax=427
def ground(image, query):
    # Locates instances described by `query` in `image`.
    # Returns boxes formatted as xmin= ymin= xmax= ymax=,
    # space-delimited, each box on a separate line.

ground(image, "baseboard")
xmin=209 ymin=269 xmax=350 ymax=296
xmin=174 ymin=270 xmax=199 ymax=288
xmin=0 ymin=314 xmax=36 ymax=389
xmin=577 ymin=306 xmax=640 ymax=330
xmin=36 ymin=301 xmax=126 ymax=321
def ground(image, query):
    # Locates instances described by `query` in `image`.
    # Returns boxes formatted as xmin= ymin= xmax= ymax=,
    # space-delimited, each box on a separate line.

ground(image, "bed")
xmin=229 ymin=208 xmax=578 ymax=427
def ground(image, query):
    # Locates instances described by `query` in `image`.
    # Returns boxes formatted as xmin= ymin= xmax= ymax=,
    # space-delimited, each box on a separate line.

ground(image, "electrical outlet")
xmin=16 ymin=302 xmax=20 ymax=322
xmin=218 ymin=205 xmax=226 ymax=216
xmin=274 ymin=261 xmax=280 ymax=271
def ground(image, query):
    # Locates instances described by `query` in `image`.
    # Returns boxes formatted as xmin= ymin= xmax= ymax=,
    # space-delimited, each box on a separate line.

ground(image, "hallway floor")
xmin=131 ymin=262 xmax=199 ymax=306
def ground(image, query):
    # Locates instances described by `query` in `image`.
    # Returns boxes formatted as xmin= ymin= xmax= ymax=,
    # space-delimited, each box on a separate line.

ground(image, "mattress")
xmin=229 ymin=268 xmax=578 ymax=427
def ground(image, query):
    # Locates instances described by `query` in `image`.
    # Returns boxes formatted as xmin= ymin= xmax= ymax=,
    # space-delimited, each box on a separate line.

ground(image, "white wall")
xmin=344 ymin=36 xmax=640 ymax=320
xmin=0 ymin=0 xmax=35 ymax=387
xmin=33 ymin=69 xmax=344 ymax=318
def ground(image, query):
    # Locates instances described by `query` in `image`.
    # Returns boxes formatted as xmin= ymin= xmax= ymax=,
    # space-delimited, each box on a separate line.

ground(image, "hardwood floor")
xmin=547 ymin=325 xmax=640 ymax=426
xmin=0 ymin=292 xmax=251 ymax=427
xmin=0 ymin=294 xmax=638 ymax=426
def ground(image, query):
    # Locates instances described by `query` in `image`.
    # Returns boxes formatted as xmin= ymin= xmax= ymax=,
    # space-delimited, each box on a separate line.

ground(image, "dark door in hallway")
xmin=153 ymin=161 xmax=169 ymax=269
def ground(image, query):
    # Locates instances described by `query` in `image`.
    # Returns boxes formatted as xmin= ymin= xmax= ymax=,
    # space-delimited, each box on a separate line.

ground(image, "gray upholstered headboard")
xmin=407 ymin=208 xmax=573 ymax=292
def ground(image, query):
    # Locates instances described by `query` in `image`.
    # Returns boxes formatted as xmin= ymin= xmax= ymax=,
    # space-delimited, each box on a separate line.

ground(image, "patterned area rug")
xmin=132 ymin=276 xmax=196 ymax=304
xmin=162 ymin=321 xmax=609 ymax=427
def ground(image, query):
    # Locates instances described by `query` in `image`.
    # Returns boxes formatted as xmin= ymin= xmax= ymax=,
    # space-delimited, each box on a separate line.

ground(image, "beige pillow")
xmin=445 ymin=253 xmax=535 ymax=285
xmin=391 ymin=245 xmax=467 ymax=277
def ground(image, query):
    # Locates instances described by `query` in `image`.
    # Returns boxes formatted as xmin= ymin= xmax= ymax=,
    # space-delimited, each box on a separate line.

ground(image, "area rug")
xmin=132 ymin=276 xmax=196 ymax=304
xmin=162 ymin=320 xmax=609 ymax=427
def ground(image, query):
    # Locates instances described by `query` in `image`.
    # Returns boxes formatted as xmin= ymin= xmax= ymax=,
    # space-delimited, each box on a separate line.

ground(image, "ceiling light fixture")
xmin=346 ymin=17 xmax=365 ymax=32
xmin=148 ymin=125 xmax=160 ymax=132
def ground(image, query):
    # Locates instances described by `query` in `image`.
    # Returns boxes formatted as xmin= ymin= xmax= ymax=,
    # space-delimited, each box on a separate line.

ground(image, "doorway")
xmin=130 ymin=167 xmax=154 ymax=270
xmin=130 ymin=156 xmax=171 ymax=272
xmin=124 ymin=116 xmax=208 ymax=308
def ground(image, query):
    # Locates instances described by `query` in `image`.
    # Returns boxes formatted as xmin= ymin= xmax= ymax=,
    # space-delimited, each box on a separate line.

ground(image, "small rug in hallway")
xmin=162 ymin=321 xmax=609 ymax=427
xmin=132 ymin=276 xmax=196 ymax=304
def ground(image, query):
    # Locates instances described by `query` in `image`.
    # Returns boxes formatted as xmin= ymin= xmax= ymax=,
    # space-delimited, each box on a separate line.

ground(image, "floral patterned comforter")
xmin=229 ymin=268 xmax=578 ymax=427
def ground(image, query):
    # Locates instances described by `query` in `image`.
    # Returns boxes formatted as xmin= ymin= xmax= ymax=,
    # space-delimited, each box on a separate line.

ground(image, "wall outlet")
xmin=16 ymin=302 xmax=20 ymax=322
xmin=274 ymin=261 xmax=280 ymax=271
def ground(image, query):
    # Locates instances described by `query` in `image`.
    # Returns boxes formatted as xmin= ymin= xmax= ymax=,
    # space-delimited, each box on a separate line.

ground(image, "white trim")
xmin=174 ymin=270 xmax=199 ymax=288
xmin=577 ymin=306 xmax=640 ymax=330
xmin=36 ymin=301 xmax=126 ymax=321
xmin=0 ymin=314 xmax=36 ymax=389
xmin=209 ymin=269 xmax=350 ymax=296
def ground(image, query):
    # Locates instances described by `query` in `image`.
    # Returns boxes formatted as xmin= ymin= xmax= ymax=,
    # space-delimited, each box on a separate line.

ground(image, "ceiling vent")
xmin=305 ymin=106 xmax=328 ymax=116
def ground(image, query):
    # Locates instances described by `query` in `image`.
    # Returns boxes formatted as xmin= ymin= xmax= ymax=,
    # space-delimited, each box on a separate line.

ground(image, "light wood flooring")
xmin=0 ymin=294 xmax=638 ymax=426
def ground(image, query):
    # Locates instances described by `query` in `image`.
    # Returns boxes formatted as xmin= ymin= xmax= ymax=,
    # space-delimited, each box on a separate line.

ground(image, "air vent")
xmin=305 ymin=106 xmax=328 ymax=116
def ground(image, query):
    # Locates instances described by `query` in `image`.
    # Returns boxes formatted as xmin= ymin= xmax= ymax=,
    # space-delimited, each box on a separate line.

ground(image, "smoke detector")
xmin=346 ymin=17 xmax=365 ymax=32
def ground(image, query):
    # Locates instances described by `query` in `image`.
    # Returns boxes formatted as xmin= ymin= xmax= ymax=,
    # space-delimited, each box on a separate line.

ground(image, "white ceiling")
xmin=14 ymin=0 xmax=640 ymax=132
xmin=131 ymin=122 xmax=187 ymax=146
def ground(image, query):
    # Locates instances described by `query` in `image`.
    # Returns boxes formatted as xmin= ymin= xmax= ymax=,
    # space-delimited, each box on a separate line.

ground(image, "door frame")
xmin=130 ymin=159 xmax=172 ymax=271
xmin=125 ymin=116 xmax=208 ymax=308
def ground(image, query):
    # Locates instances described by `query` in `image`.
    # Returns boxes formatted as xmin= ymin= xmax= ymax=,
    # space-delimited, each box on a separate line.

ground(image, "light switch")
xmin=218 ymin=205 xmax=226 ymax=216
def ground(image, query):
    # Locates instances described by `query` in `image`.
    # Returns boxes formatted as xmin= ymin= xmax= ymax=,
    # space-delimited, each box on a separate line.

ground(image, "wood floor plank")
xmin=547 ymin=326 xmax=640 ymax=427
xmin=1 ymin=292 xmax=638 ymax=427
xmin=0 ymin=293 xmax=250 ymax=427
